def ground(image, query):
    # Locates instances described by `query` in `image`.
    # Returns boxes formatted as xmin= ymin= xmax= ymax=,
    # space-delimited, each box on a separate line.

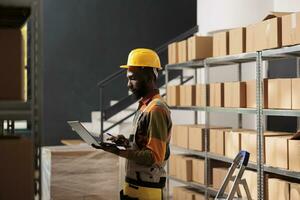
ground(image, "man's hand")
xmin=107 ymin=134 xmax=130 ymax=147
xmin=91 ymin=143 xmax=120 ymax=154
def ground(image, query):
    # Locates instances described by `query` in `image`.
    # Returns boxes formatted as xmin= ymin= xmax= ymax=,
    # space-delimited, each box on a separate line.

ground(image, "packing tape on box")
xmin=292 ymin=13 xmax=297 ymax=29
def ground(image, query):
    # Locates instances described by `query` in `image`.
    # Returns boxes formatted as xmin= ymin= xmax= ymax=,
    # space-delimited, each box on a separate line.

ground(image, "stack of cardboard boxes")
xmin=167 ymin=78 xmax=300 ymax=110
xmin=168 ymin=35 xmax=213 ymax=64
xmin=172 ymin=123 xmax=299 ymax=171
xmin=167 ymin=84 xmax=205 ymax=107
xmin=268 ymin=178 xmax=300 ymax=200
xmin=168 ymin=12 xmax=300 ymax=62
xmin=172 ymin=124 xmax=230 ymax=152
xmin=265 ymin=132 xmax=300 ymax=171
xmin=169 ymin=154 xmax=205 ymax=184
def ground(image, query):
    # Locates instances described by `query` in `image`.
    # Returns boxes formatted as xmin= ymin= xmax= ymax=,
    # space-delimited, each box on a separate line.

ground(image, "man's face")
xmin=127 ymin=67 xmax=148 ymax=99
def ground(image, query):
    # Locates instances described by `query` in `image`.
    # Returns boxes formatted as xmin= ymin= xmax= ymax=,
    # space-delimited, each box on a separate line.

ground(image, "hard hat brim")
xmin=119 ymin=65 xmax=162 ymax=69
xmin=120 ymin=65 xmax=129 ymax=69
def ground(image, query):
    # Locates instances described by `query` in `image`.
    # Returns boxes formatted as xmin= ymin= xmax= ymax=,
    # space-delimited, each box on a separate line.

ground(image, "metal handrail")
xmin=97 ymin=69 xmax=125 ymax=87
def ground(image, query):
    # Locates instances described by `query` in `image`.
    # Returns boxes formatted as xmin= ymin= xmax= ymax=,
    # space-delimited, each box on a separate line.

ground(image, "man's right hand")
xmin=107 ymin=134 xmax=130 ymax=147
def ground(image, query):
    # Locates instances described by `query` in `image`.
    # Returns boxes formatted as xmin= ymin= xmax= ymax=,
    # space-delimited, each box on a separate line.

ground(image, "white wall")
xmin=273 ymin=0 xmax=300 ymax=12
xmin=197 ymin=0 xmax=273 ymax=35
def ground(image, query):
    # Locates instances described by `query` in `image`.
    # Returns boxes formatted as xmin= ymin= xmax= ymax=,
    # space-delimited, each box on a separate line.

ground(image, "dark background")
xmin=42 ymin=0 xmax=197 ymax=145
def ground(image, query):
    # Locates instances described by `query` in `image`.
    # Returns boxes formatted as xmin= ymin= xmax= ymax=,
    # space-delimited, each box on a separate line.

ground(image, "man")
xmin=93 ymin=48 xmax=172 ymax=200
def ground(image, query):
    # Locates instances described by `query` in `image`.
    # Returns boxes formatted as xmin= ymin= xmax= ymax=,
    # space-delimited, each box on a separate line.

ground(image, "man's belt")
xmin=125 ymin=176 xmax=166 ymax=189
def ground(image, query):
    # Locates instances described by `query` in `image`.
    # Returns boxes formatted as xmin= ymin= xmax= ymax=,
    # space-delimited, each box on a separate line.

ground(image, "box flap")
xmin=263 ymin=12 xmax=292 ymax=21
xmin=291 ymin=130 xmax=300 ymax=140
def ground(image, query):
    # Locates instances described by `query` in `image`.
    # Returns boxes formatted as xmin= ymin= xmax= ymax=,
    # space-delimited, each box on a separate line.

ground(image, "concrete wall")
xmin=43 ymin=0 xmax=197 ymax=145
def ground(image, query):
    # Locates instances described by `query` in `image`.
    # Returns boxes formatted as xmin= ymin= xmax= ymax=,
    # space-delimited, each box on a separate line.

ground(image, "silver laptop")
xmin=67 ymin=121 xmax=126 ymax=150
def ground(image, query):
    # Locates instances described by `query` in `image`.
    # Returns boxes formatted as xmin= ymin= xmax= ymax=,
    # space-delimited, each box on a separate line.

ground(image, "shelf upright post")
xmin=194 ymin=67 xmax=198 ymax=124
xmin=32 ymin=1 xmax=42 ymax=199
xmin=238 ymin=63 xmax=242 ymax=129
xmin=0 ymin=121 xmax=3 ymax=135
xmin=297 ymin=57 xmax=300 ymax=130
xmin=204 ymin=60 xmax=210 ymax=199
xmin=256 ymin=51 xmax=264 ymax=200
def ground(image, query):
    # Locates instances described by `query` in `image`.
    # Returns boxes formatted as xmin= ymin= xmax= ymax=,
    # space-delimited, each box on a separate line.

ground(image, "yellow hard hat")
xmin=120 ymin=48 xmax=161 ymax=69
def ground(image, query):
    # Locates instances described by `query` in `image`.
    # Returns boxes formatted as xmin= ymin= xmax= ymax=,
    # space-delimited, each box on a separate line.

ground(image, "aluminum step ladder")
xmin=215 ymin=150 xmax=252 ymax=200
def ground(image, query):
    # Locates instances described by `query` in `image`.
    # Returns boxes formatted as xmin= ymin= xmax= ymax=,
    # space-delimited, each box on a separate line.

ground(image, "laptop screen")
xmin=67 ymin=121 xmax=99 ymax=146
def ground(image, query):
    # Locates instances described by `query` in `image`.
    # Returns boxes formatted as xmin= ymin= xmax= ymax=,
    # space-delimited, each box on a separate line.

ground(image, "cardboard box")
xmin=196 ymin=84 xmax=206 ymax=107
xmin=209 ymin=83 xmax=224 ymax=107
xmin=42 ymin=145 xmax=120 ymax=200
xmin=166 ymin=85 xmax=172 ymax=105
xmin=212 ymin=167 xmax=230 ymax=193
xmin=186 ymin=85 xmax=196 ymax=106
xmin=268 ymin=178 xmax=289 ymax=200
xmin=171 ymin=125 xmax=177 ymax=145
xmin=241 ymin=170 xmax=257 ymax=200
xmin=229 ymin=27 xmax=246 ymax=55
xmin=224 ymin=81 xmax=246 ymax=108
xmin=168 ymin=42 xmax=178 ymax=64
xmin=178 ymin=40 xmax=188 ymax=63
xmin=246 ymin=79 xmax=269 ymax=108
xmin=282 ymin=12 xmax=300 ymax=46
xmin=0 ymin=137 xmax=34 ymax=200
xmin=246 ymin=80 xmax=256 ymax=108
xmin=209 ymin=129 xmax=230 ymax=155
xmin=187 ymin=35 xmax=212 ymax=60
xmin=0 ymin=28 xmax=25 ymax=100
xmin=240 ymin=131 xmax=256 ymax=163
xmin=241 ymin=131 xmax=291 ymax=163
xmin=180 ymin=85 xmax=186 ymax=106
xmin=246 ymin=13 xmax=283 ymax=52
xmin=176 ymin=156 xmax=193 ymax=181
xmin=194 ymin=193 xmax=205 ymax=200
xmin=173 ymin=187 xmax=187 ymax=200
xmin=267 ymin=78 xmax=292 ymax=109
xmin=225 ymin=130 xmax=241 ymax=159
xmin=288 ymin=139 xmax=300 ymax=171
xmin=290 ymin=183 xmax=300 ymax=200
xmin=167 ymin=85 xmax=180 ymax=106
xmin=169 ymin=154 xmax=177 ymax=177
xmin=213 ymin=31 xmax=229 ymax=57
xmin=171 ymin=125 xmax=189 ymax=148
xmin=192 ymin=158 xmax=205 ymax=184
xmin=265 ymin=135 xmax=290 ymax=169
xmin=188 ymin=126 xmax=205 ymax=151
xmin=180 ymin=85 xmax=196 ymax=106
xmin=177 ymin=125 xmax=189 ymax=149
xmin=292 ymin=78 xmax=300 ymax=109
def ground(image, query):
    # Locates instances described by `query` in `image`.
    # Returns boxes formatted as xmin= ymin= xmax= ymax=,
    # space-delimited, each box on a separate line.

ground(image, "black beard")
xmin=131 ymin=81 xmax=148 ymax=100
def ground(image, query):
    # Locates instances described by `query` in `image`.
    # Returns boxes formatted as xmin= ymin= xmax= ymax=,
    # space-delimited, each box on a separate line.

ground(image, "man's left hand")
xmin=91 ymin=144 xmax=120 ymax=154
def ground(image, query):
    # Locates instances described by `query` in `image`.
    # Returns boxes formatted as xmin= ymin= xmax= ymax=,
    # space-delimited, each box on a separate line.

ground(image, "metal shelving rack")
xmin=165 ymin=44 xmax=300 ymax=200
xmin=0 ymin=0 xmax=43 ymax=199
